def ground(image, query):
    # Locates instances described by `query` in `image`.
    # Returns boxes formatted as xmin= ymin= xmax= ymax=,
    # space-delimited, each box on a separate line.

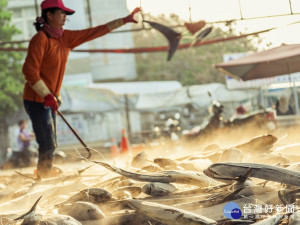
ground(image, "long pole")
xmin=34 ymin=0 xmax=39 ymax=16
xmin=57 ymin=110 xmax=91 ymax=158
xmin=86 ymin=0 xmax=93 ymax=27
xmin=289 ymin=0 xmax=293 ymax=14
xmin=292 ymin=83 xmax=299 ymax=115
xmin=124 ymin=94 xmax=131 ymax=140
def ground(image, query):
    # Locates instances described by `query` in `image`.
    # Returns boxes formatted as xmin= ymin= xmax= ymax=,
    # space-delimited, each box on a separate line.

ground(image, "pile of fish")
xmin=0 ymin=133 xmax=299 ymax=225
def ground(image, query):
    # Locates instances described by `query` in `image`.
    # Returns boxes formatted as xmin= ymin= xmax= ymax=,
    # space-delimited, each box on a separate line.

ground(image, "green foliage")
xmin=0 ymin=0 xmax=24 ymax=117
xmin=132 ymin=14 xmax=259 ymax=86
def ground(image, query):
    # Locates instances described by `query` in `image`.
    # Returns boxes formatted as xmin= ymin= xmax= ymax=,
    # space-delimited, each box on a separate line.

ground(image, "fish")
xmin=131 ymin=151 xmax=150 ymax=168
xmin=255 ymin=153 xmax=290 ymax=165
xmin=141 ymin=164 xmax=162 ymax=172
xmin=289 ymin=211 xmax=300 ymax=225
xmin=195 ymin=27 xmax=213 ymax=42
xmin=154 ymin=158 xmax=179 ymax=169
xmin=141 ymin=182 xmax=177 ymax=197
xmin=57 ymin=188 xmax=112 ymax=206
xmin=12 ymin=195 xmax=82 ymax=225
xmin=92 ymin=161 xmax=219 ymax=186
xmin=218 ymin=148 xmax=243 ymax=163
xmin=58 ymin=201 xmax=105 ymax=221
xmin=143 ymin=20 xmax=181 ymax=61
xmin=40 ymin=214 xmax=82 ymax=225
xmin=14 ymin=195 xmax=43 ymax=224
xmin=204 ymin=162 xmax=300 ymax=186
xmin=234 ymin=134 xmax=277 ymax=153
xmin=126 ymin=199 xmax=217 ymax=225
xmin=174 ymin=185 xmax=276 ymax=211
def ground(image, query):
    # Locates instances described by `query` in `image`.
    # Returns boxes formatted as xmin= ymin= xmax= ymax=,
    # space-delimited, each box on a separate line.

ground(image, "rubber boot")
xmin=37 ymin=152 xmax=53 ymax=178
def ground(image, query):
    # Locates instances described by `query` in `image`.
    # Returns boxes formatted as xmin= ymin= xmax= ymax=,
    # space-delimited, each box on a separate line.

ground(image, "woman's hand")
xmin=123 ymin=7 xmax=141 ymax=24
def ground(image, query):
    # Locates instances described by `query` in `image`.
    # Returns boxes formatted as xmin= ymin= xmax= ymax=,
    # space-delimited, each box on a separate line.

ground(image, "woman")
xmin=22 ymin=0 xmax=140 ymax=178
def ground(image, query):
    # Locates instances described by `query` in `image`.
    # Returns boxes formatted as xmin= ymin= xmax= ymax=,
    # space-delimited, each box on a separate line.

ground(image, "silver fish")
xmin=40 ymin=215 xmax=82 ymax=225
xmin=154 ymin=158 xmax=179 ymax=169
xmin=57 ymin=188 xmax=112 ymax=206
xmin=205 ymin=162 xmax=300 ymax=186
xmin=92 ymin=161 xmax=219 ymax=186
xmin=58 ymin=201 xmax=105 ymax=221
xmin=141 ymin=182 xmax=177 ymax=197
xmin=234 ymin=134 xmax=277 ymax=153
xmin=141 ymin=164 xmax=163 ymax=172
xmin=131 ymin=151 xmax=150 ymax=168
xmin=218 ymin=148 xmax=243 ymax=163
xmin=126 ymin=199 xmax=217 ymax=225
xmin=289 ymin=211 xmax=300 ymax=225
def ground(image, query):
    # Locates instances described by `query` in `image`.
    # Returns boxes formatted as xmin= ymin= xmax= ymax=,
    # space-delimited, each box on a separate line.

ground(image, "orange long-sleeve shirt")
xmin=22 ymin=24 xmax=112 ymax=103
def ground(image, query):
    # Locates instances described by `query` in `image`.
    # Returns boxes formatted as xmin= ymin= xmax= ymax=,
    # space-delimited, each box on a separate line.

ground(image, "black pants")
xmin=24 ymin=100 xmax=57 ymax=176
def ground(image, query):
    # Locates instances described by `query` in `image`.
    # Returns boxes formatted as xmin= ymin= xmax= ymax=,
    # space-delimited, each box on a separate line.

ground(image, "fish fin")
xmin=14 ymin=195 xmax=42 ymax=220
xmin=77 ymin=164 xmax=94 ymax=175
xmin=237 ymin=168 xmax=252 ymax=183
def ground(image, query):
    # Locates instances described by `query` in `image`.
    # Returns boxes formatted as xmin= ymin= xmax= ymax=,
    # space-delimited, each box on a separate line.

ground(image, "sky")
xmin=126 ymin=0 xmax=300 ymax=48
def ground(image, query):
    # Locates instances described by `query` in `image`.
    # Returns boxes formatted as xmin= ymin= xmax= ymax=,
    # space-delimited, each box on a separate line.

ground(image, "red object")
xmin=44 ymin=94 xmax=58 ymax=113
xmin=184 ymin=20 xmax=206 ymax=35
xmin=110 ymin=137 xmax=119 ymax=157
xmin=120 ymin=129 xmax=130 ymax=153
xmin=236 ymin=106 xmax=246 ymax=115
xmin=41 ymin=0 xmax=75 ymax=15
xmin=123 ymin=7 xmax=141 ymax=24
xmin=266 ymin=111 xmax=275 ymax=121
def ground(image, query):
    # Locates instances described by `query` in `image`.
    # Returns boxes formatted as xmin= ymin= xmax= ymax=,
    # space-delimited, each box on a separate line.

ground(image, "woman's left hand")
xmin=123 ymin=7 xmax=141 ymax=24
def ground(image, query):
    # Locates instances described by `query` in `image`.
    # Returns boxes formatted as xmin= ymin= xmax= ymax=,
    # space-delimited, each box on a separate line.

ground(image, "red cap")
xmin=41 ymin=0 xmax=75 ymax=15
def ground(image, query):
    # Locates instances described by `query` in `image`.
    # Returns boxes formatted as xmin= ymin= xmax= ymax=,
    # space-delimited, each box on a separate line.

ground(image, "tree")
xmin=0 ymin=0 xmax=24 ymax=160
xmin=132 ymin=14 xmax=261 ymax=86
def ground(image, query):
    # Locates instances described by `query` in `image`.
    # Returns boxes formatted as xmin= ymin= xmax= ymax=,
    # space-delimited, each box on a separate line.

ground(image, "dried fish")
xmin=218 ymin=148 xmax=243 ymax=163
xmin=142 ymin=164 xmax=163 ymax=172
xmin=141 ymin=182 xmax=177 ymax=197
xmin=289 ymin=211 xmax=300 ymax=225
xmin=143 ymin=20 xmax=181 ymax=61
xmin=40 ymin=214 xmax=82 ymax=225
xmin=205 ymin=162 xmax=300 ymax=186
xmin=126 ymin=199 xmax=217 ymax=225
xmin=58 ymin=201 xmax=105 ymax=221
xmin=131 ymin=151 xmax=150 ymax=168
xmin=57 ymin=188 xmax=112 ymax=206
xmin=14 ymin=196 xmax=43 ymax=224
xmin=255 ymin=153 xmax=290 ymax=165
xmin=92 ymin=161 xmax=219 ymax=186
xmin=154 ymin=158 xmax=178 ymax=169
xmin=234 ymin=134 xmax=277 ymax=153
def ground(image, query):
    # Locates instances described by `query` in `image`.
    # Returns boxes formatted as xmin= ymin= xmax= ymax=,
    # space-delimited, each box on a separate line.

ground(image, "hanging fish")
xmin=143 ymin=20 xmax=181 ymax=61
xmin=184 ymin=20 xmax=206 ymax=35
xmin=195 ymin=27 xmax=213 ymax=42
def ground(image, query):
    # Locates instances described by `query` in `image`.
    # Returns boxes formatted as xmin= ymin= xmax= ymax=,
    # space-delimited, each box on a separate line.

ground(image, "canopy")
xmin=216 ymin=44 xmax=300 ymax=81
